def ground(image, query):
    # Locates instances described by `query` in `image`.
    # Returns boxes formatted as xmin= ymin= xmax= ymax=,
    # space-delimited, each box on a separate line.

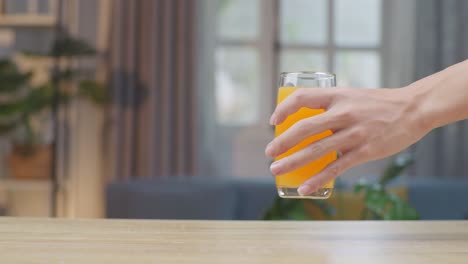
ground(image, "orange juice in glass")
xmin=275 ymin=72 xmax=337 ymax=199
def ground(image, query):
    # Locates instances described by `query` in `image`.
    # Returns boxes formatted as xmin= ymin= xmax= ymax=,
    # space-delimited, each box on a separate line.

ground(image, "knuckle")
xmin=302 ymin=177 xmax=317 ymax=188
xmin=283 ymin=158 xmax=297 ymax=171
xmin=293 ymin=119 xmax=313 ymax=135
xmin=275 ymin=140 xmax=287 ymax=153
xmin=309 ymin=141 xmax=327 ymax=155
xmin=349 ymin=127 xmax=367 ymax=141
xmin=292 ymin=89 xmax=307 ymax=106
xmin=358 ymin=145 xmax=372 ymax=157
xmin=308 ymin=182 xmax=320 ymax=191
xmin=313 ymin=178 xmax=326 ymax=190
xmin=334 ymin=108 xmax=355 ymax=122
xmin=332 ymin=87 xmax=350 ymax=100
xmin=327 ymin=164 xmax=342 ymax=178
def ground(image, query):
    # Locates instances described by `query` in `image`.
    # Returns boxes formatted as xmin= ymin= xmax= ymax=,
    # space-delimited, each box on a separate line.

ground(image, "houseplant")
xmin=263 ymin=153 xmax=419 ymax=220
xmin=354 ymin=153 xmax=419 ymax=220
xmin=0 ymin=36 xmax=107 ymax=180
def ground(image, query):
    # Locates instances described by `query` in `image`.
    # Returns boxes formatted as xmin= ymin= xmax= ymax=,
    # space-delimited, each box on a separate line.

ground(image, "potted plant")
xmin=263 ymin=153 xmax=419 ymax=220
xmin=354 ymin=153 xmax=419 ymax=220
xmin=0 ymin=36 xmax=108 ymax=180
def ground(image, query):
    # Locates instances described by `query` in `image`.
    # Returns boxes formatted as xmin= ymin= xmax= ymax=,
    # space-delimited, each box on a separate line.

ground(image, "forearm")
xmin=410 ymin=59 xmax=468 ymax=131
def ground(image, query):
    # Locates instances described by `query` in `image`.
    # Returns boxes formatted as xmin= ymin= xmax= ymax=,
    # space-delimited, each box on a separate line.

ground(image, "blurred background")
xmin=0 ymin=0 xmax=467 ymax=220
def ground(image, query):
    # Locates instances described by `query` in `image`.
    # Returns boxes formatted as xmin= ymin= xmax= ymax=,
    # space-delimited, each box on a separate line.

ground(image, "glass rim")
xmin=279 ymin=71 xmax=335 ymax=80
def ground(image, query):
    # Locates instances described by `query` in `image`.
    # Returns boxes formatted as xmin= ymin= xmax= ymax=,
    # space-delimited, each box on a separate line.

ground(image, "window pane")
xmin=217 ymin=0 xmax=259 ymax=40
xmin=334 ymin=51 xmax=380 ymax=87
xmin=280 ymin=50 xmax=327 ymax=73
xmin=38 ymin=0 xmax=51 ymax=14
xmin=215 ymin=47 xmax=259 ymax=125
xmin=335 ymin=0 xmax=381 ymax=46
xmin=280 ymin=0 xmax=327 ymax=45
xmin=5 ymin=0 xmax=29 ymax=14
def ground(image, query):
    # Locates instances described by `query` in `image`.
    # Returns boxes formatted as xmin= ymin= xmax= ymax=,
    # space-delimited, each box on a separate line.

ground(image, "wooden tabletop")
xmin=1 ymin=218 xmax=468 ymax=263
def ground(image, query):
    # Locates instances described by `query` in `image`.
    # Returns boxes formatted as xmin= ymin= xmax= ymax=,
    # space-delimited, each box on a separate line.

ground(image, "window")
xmin=2 ymin=0 xmax=54 ymax=15
xmin=216 ymin=0 xmax=382 ymax=126
xmin=209 ymin=0 xmax=387 ymax=177
xmin=0 ymin=0 xmax=56 ymax=27
xmin=280 ymin=0 xmax=381 ymax=88
xmin=216 ymin=0 xmax=260 ymax=126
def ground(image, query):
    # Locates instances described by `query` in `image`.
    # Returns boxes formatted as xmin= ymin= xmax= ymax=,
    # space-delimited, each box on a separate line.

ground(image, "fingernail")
xmin=298 ymin=185 xmax=313 ymax=196
xmin=265 ymin=142 xmax=275 ymax=157
xmin=269 ymin=114 xmax=277 ymax=125
xmin=270 ymin=161 xmax=282 ymax=175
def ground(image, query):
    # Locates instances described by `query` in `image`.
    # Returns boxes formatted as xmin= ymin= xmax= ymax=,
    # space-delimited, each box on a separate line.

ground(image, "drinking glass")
xmin=275 ymin=71 xmax=337 ymax=199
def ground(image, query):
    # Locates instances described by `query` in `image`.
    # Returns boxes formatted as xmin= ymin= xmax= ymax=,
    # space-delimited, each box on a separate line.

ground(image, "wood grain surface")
xmin=0 ymin=218 xmax=467 ymax=263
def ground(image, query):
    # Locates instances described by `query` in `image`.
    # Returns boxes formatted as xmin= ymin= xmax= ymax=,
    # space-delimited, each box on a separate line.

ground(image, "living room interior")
xmin=0 ymin=0 xmax=467 ymax=222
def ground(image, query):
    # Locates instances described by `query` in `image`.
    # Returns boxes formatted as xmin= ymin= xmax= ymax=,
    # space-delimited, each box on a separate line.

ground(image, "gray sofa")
xmin=106 ymin=177 xmax=277 ymax=220
xmin=106 ymin=177 xmax=468 ymax=220
xmin=407 ymin=179 xmax=468 ymax=219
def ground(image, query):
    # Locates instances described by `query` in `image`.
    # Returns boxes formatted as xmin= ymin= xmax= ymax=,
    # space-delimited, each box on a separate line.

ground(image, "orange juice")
xmin=275 ymin=86 xmax=337 ymax=190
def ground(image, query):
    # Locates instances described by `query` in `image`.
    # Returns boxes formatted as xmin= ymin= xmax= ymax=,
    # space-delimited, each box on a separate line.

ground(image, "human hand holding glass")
xmin=265 ymin=66 xmax=452 ymax=198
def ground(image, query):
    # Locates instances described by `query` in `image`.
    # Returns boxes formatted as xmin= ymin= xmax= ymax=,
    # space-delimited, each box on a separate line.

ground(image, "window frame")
xmin=0 ymin=0 xmax=56 ymax=27
xmin=216 ymin=0 xmax=385 ymax=128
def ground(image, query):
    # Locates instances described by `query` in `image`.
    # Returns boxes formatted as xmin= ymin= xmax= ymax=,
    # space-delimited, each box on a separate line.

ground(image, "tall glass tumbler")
xmin=275 ymin=72 xmax=337 ymax=199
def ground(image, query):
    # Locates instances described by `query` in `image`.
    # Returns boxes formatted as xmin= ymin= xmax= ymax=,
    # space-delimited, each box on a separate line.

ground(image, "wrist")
xmin=413 ymin=61 xmax=468 ymax=131
xmin=405 ymin=81 xmax=437 ymax=133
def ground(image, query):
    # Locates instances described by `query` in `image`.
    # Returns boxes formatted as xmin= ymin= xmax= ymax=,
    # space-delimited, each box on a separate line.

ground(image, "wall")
xmin=60 ymin=0 xmax=110 ymax=218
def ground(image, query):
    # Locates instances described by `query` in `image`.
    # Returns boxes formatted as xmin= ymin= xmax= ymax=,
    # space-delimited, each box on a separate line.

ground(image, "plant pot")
xmin=7 ymin=144 xmax=52 ymax=180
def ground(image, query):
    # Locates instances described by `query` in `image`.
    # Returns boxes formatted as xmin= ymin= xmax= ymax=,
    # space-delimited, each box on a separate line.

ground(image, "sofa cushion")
xmin=408 ymin=179 xmax=468 ymax=220
xmin=230 ymin=178 xmax=276 ymax=220
xmin=107 ymin=177 xmax=237 ymax=220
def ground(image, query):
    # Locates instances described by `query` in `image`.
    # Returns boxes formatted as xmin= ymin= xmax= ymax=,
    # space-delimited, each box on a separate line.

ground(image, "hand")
xmin=265 ymin=86 xmax=431 ymax=196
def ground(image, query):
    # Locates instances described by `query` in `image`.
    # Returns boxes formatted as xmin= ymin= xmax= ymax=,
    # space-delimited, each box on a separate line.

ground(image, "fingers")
xmin=270 ymin=128 xmax=365 ymax=175
xmin=265 ymin=111 xmax=339 ymax=157
xmin=296 ymin=148 xmax=366 ymax=195
xmin=265 ymin=106 xmax=357 ymax=158
xmin=270 ymin=88 xmax=335 ymax=125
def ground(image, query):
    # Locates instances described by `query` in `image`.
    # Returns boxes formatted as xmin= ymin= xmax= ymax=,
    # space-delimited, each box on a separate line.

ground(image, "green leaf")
xmin=288 ymin=209 xmax=309 ymax=220
xmin=23 ymin=85 xmax=52 ymax=112
xmin=379 ymin=153 xmax=414 ymax=186
xmin=51 ymin=37 xmax=96 ymax=57
xmin=78 ymin=80 xmax=109 ymax=106
xmin=384 ymin=194 xmax=419 ymax=220
xmin=0 ymin=59 xmax=33 ymax=94
xmin=262 ymin=197 xmax=306 ymax=220
xmin=20 ymin=50 xmax=49 ymax=58
xmin=309 ymin=199 xmax=335 ymax=217
xmin=262 ymin=197 xmax=284 ymax=220
xmin=20 ymin=84 xmax=71 ymax=115
xmin=0 ymin=120 xmax=19 ymax=134
xmin=364 ymin=187 xmax=389 ymax=217
xmin=55 ymin=69 xmax=76 ymax=81
xmin=0 ymin=99 xmax=28 ymax=116
xmin=0 ymin=73 xmax=32 ymax=93
xmin=354 ymin=179 xmax=368 ymax=193
xmin=262 ymin=195 xmax=335 ymax=221
xmin=0 ymin=59 xmax=19 ymax=73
